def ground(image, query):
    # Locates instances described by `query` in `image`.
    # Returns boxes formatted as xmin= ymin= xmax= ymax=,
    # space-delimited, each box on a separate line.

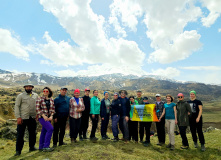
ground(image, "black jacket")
xmin=82 ymin=95 xmax=91 ymax=115
xmin=100 ymin=98 xmax=110 ymax=118
xmin=110 ymin=98 xmax=121 ymax=116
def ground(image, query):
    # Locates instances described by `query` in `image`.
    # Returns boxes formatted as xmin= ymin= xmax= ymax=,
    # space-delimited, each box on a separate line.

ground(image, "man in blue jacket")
xmin=53 ymin=88 xmax=71 ymax=147
xmin=118 ymin=90 xmax=130 ymax=143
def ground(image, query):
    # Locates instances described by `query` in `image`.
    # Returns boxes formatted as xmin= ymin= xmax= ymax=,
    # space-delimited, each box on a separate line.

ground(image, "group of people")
xmin=14 ymin=84 xmax=206 ymax=156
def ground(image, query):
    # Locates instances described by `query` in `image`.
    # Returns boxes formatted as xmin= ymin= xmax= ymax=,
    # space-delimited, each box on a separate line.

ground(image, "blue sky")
xmin=0 ymin=0 xmax=221 ymax=84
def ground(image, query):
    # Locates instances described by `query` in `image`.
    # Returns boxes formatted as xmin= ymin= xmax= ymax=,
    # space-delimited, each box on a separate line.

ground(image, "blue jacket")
xmin=119 ymin=97 xmax=130 ymax=117
xmin=110 ymin=98 xmax=121 ymax=116
xmin=100 ymin=98 xmax=110 ymax=118
xmin=54 ymin=94 xmax=71 ymax=118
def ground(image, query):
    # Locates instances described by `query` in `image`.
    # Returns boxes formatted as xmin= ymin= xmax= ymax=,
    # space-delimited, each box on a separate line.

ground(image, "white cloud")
xmin=0 ymin=28 xmax=29 ymax=60
xmin=151 ymin=67 xmax=180 ymax=78
xmin=201 ymin=0 xmax=221 ymax=27
xmin=180 ymin=66 xmax=221 ymax=71
xmin=108 ymin=0 xmax=203 ymax=64
xmin=39 ymin=0 xmax=145 ymax=68
xmin=147 ymin=31 xmax=202 ymax=64
xmin=55 ymin=64 xmax=147 ymax=77
xmin=218 ymin=28 xmax=221 ymax=32
xmin=40 ymin=60 xmax=54 ymax=66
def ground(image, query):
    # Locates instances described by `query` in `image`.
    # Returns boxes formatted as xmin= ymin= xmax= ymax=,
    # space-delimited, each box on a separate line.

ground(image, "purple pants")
xmin=39 ymin=118 xmax=54 ymax=149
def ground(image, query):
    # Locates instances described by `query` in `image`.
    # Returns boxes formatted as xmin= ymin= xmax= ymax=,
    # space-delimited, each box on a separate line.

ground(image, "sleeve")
xmin=14 ymin=94 xmax=22 ymax=118
xmin=51 ymin=99 xmax=55 ymax=115
xmin=126 ymin=99 xmax=131 ymax=117
xmin=36 ymin=97 xmax=43 ymax=117
xmin=90 ymin=97 xmax=95 ymax=114
xmin=198 ymin=100 xmax=203 ymax=106
xmin=81 ymin=98 xmax=85 ymax=111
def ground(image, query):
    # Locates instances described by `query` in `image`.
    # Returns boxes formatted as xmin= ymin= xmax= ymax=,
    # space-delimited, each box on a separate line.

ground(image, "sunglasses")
xmin=178 ymin=96 xmax=183 ymax=98
xmin=43 ymin=90 xmax=49 ymax=93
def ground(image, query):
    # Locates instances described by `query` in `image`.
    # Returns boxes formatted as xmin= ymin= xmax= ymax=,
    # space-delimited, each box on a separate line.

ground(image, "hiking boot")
xmin=194 ymin=142 xmax=198 ymax=148
xmin=43 ymin=147 xmax=54 ymax=152
xmin=170 ymin=145 xmax=175 ymax=150
xmin=112 ymin=137 xmax=119 ymax=142
xmin=59 ymin=142 xmax=67 ymax=146
xmin=83 ymin=135 xmax=88 ymax=139
xmin=201 ymin=144 xmax=206 ymax=152
xmin=52 ymin=144 xmax=57 ymax=148
xmin=29 ymin=147 xmax=38 ymax=152
xmin=143 ymin=141 xmax=150 ymax=147
xmin=140 ymin=140 xmax=144 ymax=144
xmin=14 ymin=151 xmax=21 ymax=156
xmin=90 ymin=137 xmax=98 ymax=141
xmin=157 ymin=142 xmax=164 ymax=146
xmin=181 ymin=145 xmax=189 ymax=149
xmin=79 ymin=135 xmax=83 ymax=141
xmin=105 ymin=135 xmax=110 ymax=139
xmin=166 ymin=144 xmax=171 ymax=148
xmin=102 ymin=136 xmax=106 ymax=140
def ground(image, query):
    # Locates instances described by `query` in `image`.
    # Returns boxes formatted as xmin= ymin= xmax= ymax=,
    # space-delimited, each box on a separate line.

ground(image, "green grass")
xmin=0 ymin=130 xmax=220 ymax=160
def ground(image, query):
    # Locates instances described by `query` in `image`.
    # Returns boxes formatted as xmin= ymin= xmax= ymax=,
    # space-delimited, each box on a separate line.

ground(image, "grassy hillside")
xmin=0 ymin=130 xmax=220 ymax=160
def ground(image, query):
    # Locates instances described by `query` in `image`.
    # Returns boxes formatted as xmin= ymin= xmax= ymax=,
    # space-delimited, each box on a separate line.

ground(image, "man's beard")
xmin=25 ymin=89 xmax=32 ymax=93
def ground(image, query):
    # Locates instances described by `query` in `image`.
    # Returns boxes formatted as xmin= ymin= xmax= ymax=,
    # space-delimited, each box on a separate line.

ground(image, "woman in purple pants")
xmin=36 ymin=87 xmax=55 ymax=152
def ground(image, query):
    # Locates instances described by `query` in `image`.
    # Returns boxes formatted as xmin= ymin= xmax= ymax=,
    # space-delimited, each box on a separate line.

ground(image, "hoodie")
xmin=176 ymin=100 xmax=192 ymax=126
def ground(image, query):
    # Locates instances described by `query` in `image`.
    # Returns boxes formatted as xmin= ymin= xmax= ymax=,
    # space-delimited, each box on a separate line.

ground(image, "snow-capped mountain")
xmin=0 ymin=69 xmax=220 ymax=100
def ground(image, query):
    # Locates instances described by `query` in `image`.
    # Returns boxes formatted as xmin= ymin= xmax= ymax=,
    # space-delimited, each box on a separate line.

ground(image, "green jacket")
xmin=90 ymin=96 xmax=101 ymax=115
xmin=176 ymin=100 xmax=192 ymax=126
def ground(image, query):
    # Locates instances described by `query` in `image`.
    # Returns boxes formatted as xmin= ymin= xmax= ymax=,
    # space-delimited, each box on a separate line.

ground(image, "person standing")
xmin=36 ymin=87 xmax=55 ymax=152
xmin=140 ymin=96 xmax=152 ymax=147
xmin=53 ymin=88 xmax=70 ymax=147
xmin=79 ymin=88 xmax=91 ymax=140
xmin=90 ymin=90 xmax=101 ymax=141
xmin=159 ymin=94 xmax=177 ymax=150
xmin=155 ymin=94 xmax=166 ymax=146
xmin=100 ymin=91 xmax=111 ymax=140
xmin=14 ymin=84 xmax=38 ymax=156
xmin=129 ymin=96 xmax=139 ymax=143
xmin=110 ymin=93 xmax=121 ymax=142
xmin=118 ymin=90 xmax=130 ymax=143
xmin=187 ymin=90 xmax=206 ymax=151
xmin=176 ymin=93 xmax=192 ymax=149
xmin=69 ymin=89 xmax=85 ymax=143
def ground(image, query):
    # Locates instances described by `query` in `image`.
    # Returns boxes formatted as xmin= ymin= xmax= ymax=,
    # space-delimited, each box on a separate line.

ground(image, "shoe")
xmin=124 ymin=140 xmax=129 ymax=144
xmin=112 ymin=137 xmax=119 ymax=142
xmin=79 ymin=135 xmax=83 ymax=141
xmin=135 ymin=141 xmax=138 ymax=143
xmin=43 ymin=147 xmax=54 ymax=152
xmin=90 ymin=137 xmax=98 ymax=141
xmin=29 ymin=147 xmax=38 ymax=152
xmin=181 ymin=145 xmax=189 ymax=149
xmin=53 ymin=144 xmax=57 ymax=148
xmin=102 ymin=136 xmax=106 ymax=140
xmin=59 ymin=142 xmax=67 ymax=146
xmin=14 ymin=151 xmax=21 ymax=156
xmin=157 ymin=142 xmax=164 ymax=146
xmin=201 ymin=144 xmax=206 ymax=152
xmin=71 ymin=138 xmax=77 ymax=143
xmin=83 ymin=136 xmax=88 ymax=139
xmin=194 ymin=142 xmax=198 ymax=148
xmin=143 ymin=141 xmax=150 ymax=147
xmin=170 ymin=145 xmax=175 ymax=150
xmin=105 ymin=135 xmax=110 ymax=139
xmin=39 ymin=149 xmax=43 ymax=152
xmin=166 ymin=144 xmax=171 ymax=148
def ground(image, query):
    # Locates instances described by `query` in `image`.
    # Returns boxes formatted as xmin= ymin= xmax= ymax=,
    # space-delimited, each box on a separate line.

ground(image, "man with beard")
xmin=14 ymin=84 xmax=38 ymax=156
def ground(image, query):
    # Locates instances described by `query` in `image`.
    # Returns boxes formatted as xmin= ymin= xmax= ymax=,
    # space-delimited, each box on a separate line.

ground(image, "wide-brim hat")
xmin=23 ymin=84 xmax=34 ymax=88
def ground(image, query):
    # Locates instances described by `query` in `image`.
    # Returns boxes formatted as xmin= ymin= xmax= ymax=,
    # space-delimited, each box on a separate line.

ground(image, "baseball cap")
xmin=155 ymin=94 xmax=161 ymax=97
xmin=61 ymin=87 xmax=68 ymax=90
xmin=24 ymin=84 xmax=34 ymax=88
xmin=85 ymin=88 xmax=90 ymax=92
